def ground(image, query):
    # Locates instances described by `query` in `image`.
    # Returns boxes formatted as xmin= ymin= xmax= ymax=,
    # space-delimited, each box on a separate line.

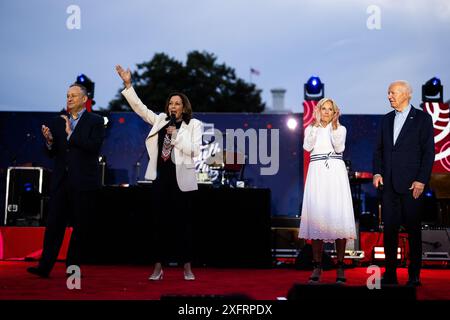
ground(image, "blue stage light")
xmin=75 ymin=74 xmax=95 ymax=102
xmin=431 ymin=77 xmax=440 ymax=86
xmin=305 ymin=76 xmax=322 ymax=95
xmin=77 ymin=75 xmax=86 ymax=83
xmin=304 ymin=76 xmax=324 ymax=101
xmin=24 ymin=183 xmax=32 ymax=192
xmin=422 ymin=77 xmax=443 ymax=102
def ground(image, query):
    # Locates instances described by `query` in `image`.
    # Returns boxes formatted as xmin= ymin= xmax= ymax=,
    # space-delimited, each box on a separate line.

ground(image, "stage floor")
xmin=0 ymin=262 xmax=449 ymax=300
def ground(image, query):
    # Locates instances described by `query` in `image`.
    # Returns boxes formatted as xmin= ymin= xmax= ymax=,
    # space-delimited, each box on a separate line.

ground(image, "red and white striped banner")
xmin=302 ymin=100 xmax=318 ymax=183
xmin=423 ymin=102 xmax=450 ymax=173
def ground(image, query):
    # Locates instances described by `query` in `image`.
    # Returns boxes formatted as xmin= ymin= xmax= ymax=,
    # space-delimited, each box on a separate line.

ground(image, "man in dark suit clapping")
xmin=373 ymin=80 xmax=435 ymax=286
xmin=27 ymin=83 xmax=105 ymax=278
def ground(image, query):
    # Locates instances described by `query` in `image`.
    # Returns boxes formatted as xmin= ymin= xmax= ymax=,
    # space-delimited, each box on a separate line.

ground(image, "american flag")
xmin=250 ymin=67 xmax=260 ymax=76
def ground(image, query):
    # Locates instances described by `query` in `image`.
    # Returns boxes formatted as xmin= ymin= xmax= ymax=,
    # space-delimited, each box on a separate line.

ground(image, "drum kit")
xmin=198 ymin=150 xmax=246 ymax=187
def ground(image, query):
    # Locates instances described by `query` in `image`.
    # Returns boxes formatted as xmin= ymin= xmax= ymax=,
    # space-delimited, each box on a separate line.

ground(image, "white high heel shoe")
xmin=184 ymin=271 xmax=195 ymax=281
xmin=148 ymin=269 xmax=163 ymax=281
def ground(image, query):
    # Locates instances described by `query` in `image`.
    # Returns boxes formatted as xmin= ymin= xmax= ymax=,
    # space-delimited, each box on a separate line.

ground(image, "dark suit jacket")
xmin=373 ymin=106 xmax=435 ymax=194
xmin=46 ymin=111 xmax=105 ymax=193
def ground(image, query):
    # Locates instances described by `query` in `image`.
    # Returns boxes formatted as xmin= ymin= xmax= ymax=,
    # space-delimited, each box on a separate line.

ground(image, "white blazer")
xmin=122 ymin=86 xmax=202 ymax=192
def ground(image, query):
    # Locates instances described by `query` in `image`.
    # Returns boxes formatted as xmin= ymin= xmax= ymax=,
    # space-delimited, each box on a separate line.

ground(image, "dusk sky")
xmin=1 ymin=0 xmax=449 ymax=114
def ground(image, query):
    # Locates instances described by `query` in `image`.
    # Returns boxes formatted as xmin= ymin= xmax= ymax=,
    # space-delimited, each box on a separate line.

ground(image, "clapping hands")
xmin=60 ymin=115 xmax=72 ymax=136
xmin=312 ymin=106 xmax=321 ymax=127
xmin=331 ymin=107 xmax=340 ymax=130
xmin=41 ymin=125 xmax=53 ymax=145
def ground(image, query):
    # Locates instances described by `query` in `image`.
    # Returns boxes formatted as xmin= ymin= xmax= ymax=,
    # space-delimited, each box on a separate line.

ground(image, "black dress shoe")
xmin=27 ymin=266 xmax=50 ymax=278
xmin=406 ymin=275 xmax=421 ymax=287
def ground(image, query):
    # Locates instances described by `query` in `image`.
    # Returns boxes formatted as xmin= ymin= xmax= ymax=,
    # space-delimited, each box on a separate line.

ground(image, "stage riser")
xmin=288 ymin=284 xmax=416 ymax=300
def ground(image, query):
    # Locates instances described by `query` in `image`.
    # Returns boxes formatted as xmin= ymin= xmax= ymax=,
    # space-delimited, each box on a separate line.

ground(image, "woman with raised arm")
xmin=116 ymin=65 xmax=202 ymax=281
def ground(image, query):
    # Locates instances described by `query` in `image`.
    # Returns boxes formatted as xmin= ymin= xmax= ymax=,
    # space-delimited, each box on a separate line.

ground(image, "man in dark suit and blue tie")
xmin=373 ymin=80 xmax=435 ymax=286
xmin=27 ymin=83 xmax=105 ymax=278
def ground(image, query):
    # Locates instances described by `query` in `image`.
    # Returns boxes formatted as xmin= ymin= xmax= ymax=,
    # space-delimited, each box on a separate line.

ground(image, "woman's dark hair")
xmin=165 ymin=92 xmax=192 ymax=124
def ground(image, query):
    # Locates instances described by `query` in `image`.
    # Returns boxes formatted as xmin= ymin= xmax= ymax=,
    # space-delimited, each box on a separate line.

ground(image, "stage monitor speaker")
xmin=429 ymin=173 xmax=450 ymax=226
xmin=4 ymin=167 xmax=50 ymax=226
xmin=429 ymin=173 xmax=450 ymax=199
xmin=287 ymin=283 xmax=416 ymax=300
xmin=422 ymin=227 xmax=450 ymax=260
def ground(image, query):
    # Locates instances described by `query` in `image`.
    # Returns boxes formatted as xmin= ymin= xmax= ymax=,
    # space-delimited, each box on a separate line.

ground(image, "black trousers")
xmin=39 ymin=178 xmax=96 ymax=273
xmin=382 ymin=186 xmax=423 ymax=276
xmin=150 ymin=173 xmax=195 ymax=265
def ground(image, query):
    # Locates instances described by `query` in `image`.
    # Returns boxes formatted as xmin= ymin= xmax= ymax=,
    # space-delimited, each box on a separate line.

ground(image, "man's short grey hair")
xmin=391 ymin=80 xmax=413 ymax=96
xmin=69 ymin=83 xmax=88 ymax=97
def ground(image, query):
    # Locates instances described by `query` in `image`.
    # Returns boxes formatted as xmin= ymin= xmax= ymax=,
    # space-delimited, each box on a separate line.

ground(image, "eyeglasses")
xmin=67 ymin=94 xmax=81 ymax=99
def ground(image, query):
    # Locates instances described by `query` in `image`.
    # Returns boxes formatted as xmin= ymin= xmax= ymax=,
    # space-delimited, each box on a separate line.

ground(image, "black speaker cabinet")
xmin=4 ymin=167 xmax=50 ymax=226
xmin=422 ymin=227 xmax=450 ymax=261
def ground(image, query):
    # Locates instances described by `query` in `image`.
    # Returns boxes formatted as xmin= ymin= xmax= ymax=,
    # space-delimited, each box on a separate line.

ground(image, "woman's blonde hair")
xmin=312 ymin=98 xmax=340 ymax=126
xmin=315 ymin=97 xmax=339 ymax=113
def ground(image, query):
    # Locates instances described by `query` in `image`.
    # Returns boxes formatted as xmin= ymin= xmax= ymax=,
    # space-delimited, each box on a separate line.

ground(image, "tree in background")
xmin=108 ymin=51 xmax=265 ymax=113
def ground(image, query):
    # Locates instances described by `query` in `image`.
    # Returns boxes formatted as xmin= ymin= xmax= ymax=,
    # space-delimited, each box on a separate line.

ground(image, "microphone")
xmin=167 ymin=113 xmax=177 ymax=138
xmin=169 ymin=113 xmax=176 ymax=126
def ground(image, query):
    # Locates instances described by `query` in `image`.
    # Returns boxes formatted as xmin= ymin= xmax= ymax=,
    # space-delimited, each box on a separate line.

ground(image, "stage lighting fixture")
xmin=287 ymin=118 xmax=298 ymax=130
xmin=304 ymin=76 xmax=324 ymax=101
xmin=76 ymin=74 xmax=95 ymax=100
xmin=23 ymin=183 xmax=33 ymax=192
xmin=422 ymin=77 xmax=443 ymax=103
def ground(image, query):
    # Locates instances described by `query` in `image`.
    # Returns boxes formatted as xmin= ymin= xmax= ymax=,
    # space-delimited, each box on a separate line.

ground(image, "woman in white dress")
xmin=299 ymin=98 xmax=356 ymax=283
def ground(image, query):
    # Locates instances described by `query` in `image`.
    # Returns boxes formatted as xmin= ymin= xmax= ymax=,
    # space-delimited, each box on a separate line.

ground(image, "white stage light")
xmin=287 ymin=118 xmax=297 ymax=130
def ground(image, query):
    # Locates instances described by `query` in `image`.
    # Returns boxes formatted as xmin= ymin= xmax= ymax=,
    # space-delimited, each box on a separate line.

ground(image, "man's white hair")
xmin=391 ymin=80 xmax=413 ymax=96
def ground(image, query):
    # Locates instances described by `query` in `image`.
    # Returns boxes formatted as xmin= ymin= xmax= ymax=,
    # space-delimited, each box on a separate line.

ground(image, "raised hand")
xmin=41 ymin=125 xmax=54 ymax=145
xmin=115 ymin=65 xmax=132 ymax=88
xmin=332 ymin=107 xmax=340 ymax=130
xmin=60 ymin=115 xmax=72 ymax=136
xmin=166 ymin=126 xmax=177 ymax=135
xmin=312 ymin=106 xmax=321 ymax=127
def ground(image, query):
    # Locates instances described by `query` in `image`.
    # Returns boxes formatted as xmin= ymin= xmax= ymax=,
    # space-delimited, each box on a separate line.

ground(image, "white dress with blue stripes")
xmin=298 ymin=123 xmax=356 ymax=242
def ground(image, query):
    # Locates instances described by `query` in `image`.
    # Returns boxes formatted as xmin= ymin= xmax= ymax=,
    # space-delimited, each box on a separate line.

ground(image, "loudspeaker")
xmin=422 ymin=228 xmax=450 ymax=260
xmin=271 ymin=228 xmax=303 ymax=250
xmin=429 ymin=173 xmax=450 ymax=226
xmin=4 ymin=167 xmax=50 ymax=226
xmin=287 ymin=283 xmax=416 ymax=300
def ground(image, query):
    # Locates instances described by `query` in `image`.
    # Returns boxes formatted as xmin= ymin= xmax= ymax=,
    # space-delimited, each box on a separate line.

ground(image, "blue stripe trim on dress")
xmin=310 ymin=152 xmax=343 ymax=168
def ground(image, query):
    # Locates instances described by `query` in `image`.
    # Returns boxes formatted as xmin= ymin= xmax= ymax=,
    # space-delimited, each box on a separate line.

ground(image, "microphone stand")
xmin=134 ymin=148 xmax=148 ymax=184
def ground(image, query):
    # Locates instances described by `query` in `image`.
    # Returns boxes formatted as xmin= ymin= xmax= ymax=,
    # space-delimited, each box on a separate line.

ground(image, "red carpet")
xmin=0 ymin=262 xmax=449 ymax=300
